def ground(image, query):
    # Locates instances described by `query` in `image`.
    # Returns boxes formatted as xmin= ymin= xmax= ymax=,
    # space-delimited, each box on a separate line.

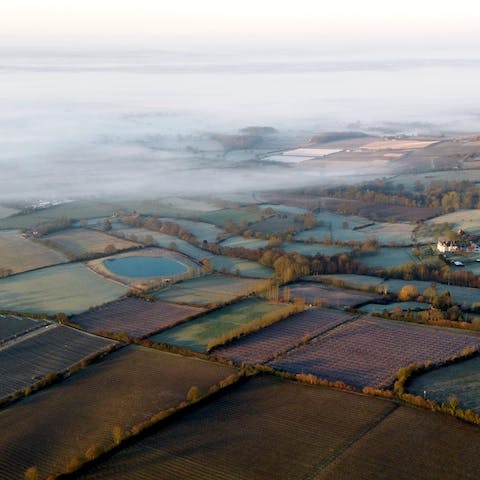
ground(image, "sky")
xmin=2 ymin=0 xmax=480 ymax=54
xmin=1 ymin=1 xmax=480 ymax=201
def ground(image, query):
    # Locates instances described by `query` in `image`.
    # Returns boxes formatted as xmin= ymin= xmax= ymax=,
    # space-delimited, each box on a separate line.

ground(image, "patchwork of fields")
xmin=74 ymin=376 xmax=395 ymax=480
xmin=270 ymin=316 xmax=480 ymax=389
xmin=407 ymin=356 xmax=480 ymax=413
xmin=41 ymin=228 xmax=139 ymax=258
xmin=0 ymin=230 xmax=68 ymax=274
xmin=0 ymin=346 xmax=235 ymax=480
xmin=285 ymin=281 xmax=377 ymax=307
xmin=0 ymin=325 xmax=116 ymax=399
xmin=71 ymin=298 xmax=205 ymax=338
xmin=151 ymin=298 xmax=290 ymax=352
xmin=0 ymin=263 xmax=128 ymax=314
xmin=158 ymin=217 xmax=223 ymax=243
xmin=76 ymin=375 xmax=480 ymax=480
xmin=154 ymin=274 xmax=268 ymax=306
xmin=0 ymin=314 xmax=49 ymax=344
xmin=213 ymin=308 xmax=357 ymax=364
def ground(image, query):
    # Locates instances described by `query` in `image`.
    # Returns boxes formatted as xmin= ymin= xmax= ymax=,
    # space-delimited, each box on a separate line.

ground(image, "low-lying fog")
xmin=1 ymin=47 xmax=480 ymax=201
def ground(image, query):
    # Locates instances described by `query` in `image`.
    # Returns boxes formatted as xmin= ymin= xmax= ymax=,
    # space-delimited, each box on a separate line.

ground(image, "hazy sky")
xmin=2 ymin=0 xmax=480 ymax=54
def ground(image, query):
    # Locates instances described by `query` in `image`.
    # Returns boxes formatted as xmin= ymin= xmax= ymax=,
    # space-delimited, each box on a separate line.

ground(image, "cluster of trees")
xmin=32 ymin=216 xmax=72 ymax=236
xmin=323 ymin=179 xmax=480 ymax=213
xmin=120 ymin=214 xmax=199 ymax=245
xmin=378 ymin=261 xmax=480 ymax=289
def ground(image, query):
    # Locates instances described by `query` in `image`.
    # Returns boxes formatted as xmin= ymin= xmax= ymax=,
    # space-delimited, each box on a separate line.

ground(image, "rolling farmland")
xmin=407 ymin=356 xmax=480 ymax=413
xmin=0 ymin=325 xmax=116 ymax=399
xmin=71 ymin=298 xmax=205 ymax=337
xmin=316 ymin=406 xmax=480 ymax=480
xmin=213 ymin=308 xmax=357 ymax=364
xmin=0 ymin=314 xmax=49 ymax=343
xmin=0 ymin=263 xmax=128 ymax=314
xmin=270 ymin=317 xmax=480 ymax=389
xmin=210 ymin=255 xmax=273 ymax=278
xmin=285 ymin=281 xmax=377 ymax=307
xmin=158 ymin=217 xmax=223 ymax=243
xmin=0 ymin=346 xmax=235 ymax=480
xmin=0 ymin=229 xmax=68 ymax=274
xmin=40 ymin=228 xmax=139 ymax=258
xmin=220 ymin=236 xmax=269 ymax=249
xmin=154 ymin=274 xmax=268 ymax=306
xmin=115 ymin=228 xmax=211 ymax=260
xmin=198 ymin=206 xmax=263 ymax=227
xmin=75 ymin=375 xmax=395 ymax=480
xmin=151 ymin=298 xmax=290 ymax=352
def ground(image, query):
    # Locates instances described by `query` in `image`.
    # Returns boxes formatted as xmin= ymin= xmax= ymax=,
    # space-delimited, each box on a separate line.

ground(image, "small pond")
xmin=104 ymin=256 xmax=188 ymax=278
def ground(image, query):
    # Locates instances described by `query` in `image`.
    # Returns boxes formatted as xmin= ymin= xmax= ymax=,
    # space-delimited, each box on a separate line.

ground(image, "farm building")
xmin=436 ymin=240 xmax=458 ymax=253
xmin=437 ymin=240 xmax=480 ymax=254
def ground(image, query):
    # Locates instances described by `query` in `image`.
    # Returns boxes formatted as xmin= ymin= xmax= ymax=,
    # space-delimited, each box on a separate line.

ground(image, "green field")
xmin=360 ymin=301 xmax=430 ymax=314
xmin=0 ymin=346 xmax=235 ymax=480
xmin=382 ymin=279 xmax=480 ymax=308
xmin=314 ymin=274 xmax=385 ymax=289
xmin=0 ymin=206 xmax=19 ymax=219
xmin=391 ymin=170 xmax=480 ymax=189
xmin=259 ymin=203 xmax=308 ymax=215
xmin=154 ymin=274 xmax=268 ymax=306
xmin=158 ymin=218 xmax=223 ymax=243
xmin=428 ymin=209 xmax=480 ymax=234
xmin=0 ymin=263 xmax=127 ymax=314
xmin=283 ymin=242 xmax=351 ymax=256
xmin=41 ymin=228 xmax=139 ymax=258
xmin=115 ymin=228 xmax=210 ymax=260
xmin=220 ymin=236 xmax=269 ymax=249
xmin=210 ymin=255 xmax=272 ymax=278
xmin=0 ymin=230 xmax=68 ymax=274
xmin=198 ymin=206 xmax=263 ymax=227
xmin=0 ymin=201 xmax=118 ymax=230
xmin=296 ymin=211 xmax=415 ymax=246
xmin=357 ymin=247 xmax=416 ymax=269
xmin=151 ymin=298 xmax=290 ymax=352
xmin=407 ymin=356 xmax=480 ymax=413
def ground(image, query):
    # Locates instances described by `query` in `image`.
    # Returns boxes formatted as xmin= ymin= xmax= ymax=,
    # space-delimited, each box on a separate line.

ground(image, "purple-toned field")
xmin=0 ymin=325 xmax=116 ymax=399
xmin=213 ymin=308 xmax=357 ymax=364
xmin=285 ymin=282 xmax=377 ymax=307
xmin=270 ymin=317 xmax=480 ymax=389
xmin=71 ymin=298 xmax=205 ymax=338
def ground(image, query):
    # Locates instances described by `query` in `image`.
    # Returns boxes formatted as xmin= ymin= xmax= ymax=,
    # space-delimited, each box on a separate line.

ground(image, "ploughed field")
xmin=316 ymin=405 xmax=480 ymax=480
xmin=151 ymin=298 xmax=290 ymax=352
xmin=0 ymin=229 xmax=68 ymax=274
xmin=213 ymin=308 xmax=357 ymax=364
xmin=71 ymin=297 xmax=205 ymax=338
xmin=0 ymin=325 xmax=116 ymax=399
xmin=0 ymin=263 xmax=128 ymax=315
xmin=74 ymin=375 xmax=395 ymax=480
xmin=407 ymin=356 xmax=480 ymax=413
xmin=270 ymin=316 xmax=480 ymax=389
xmin=0 ymin=314 xmax=49 ymax=343
xmin=285 ymin=281 xmax=377 ymax=307
xmin=154 ymin=274 xmax=268 ymax=306
xmin=0 ymin=346 xmax=235 ymax=480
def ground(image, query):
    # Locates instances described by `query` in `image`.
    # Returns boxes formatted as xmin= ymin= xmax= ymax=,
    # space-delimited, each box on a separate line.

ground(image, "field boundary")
xmin=305 ymin=402 xmax=399 ymax=480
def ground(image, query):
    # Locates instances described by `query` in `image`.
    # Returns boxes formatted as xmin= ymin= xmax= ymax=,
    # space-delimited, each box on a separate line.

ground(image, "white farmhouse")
xmin=436 ymin=240 xmax=459 ymax=253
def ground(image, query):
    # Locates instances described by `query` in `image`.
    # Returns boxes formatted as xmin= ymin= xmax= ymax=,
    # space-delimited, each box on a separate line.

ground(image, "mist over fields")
xmin=2 ymin=47 xmax=480 ymax=201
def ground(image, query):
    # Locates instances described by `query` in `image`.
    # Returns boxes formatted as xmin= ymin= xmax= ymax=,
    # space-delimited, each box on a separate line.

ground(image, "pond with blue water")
xmin=103 ymin=256 xmax=188 ymax=278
